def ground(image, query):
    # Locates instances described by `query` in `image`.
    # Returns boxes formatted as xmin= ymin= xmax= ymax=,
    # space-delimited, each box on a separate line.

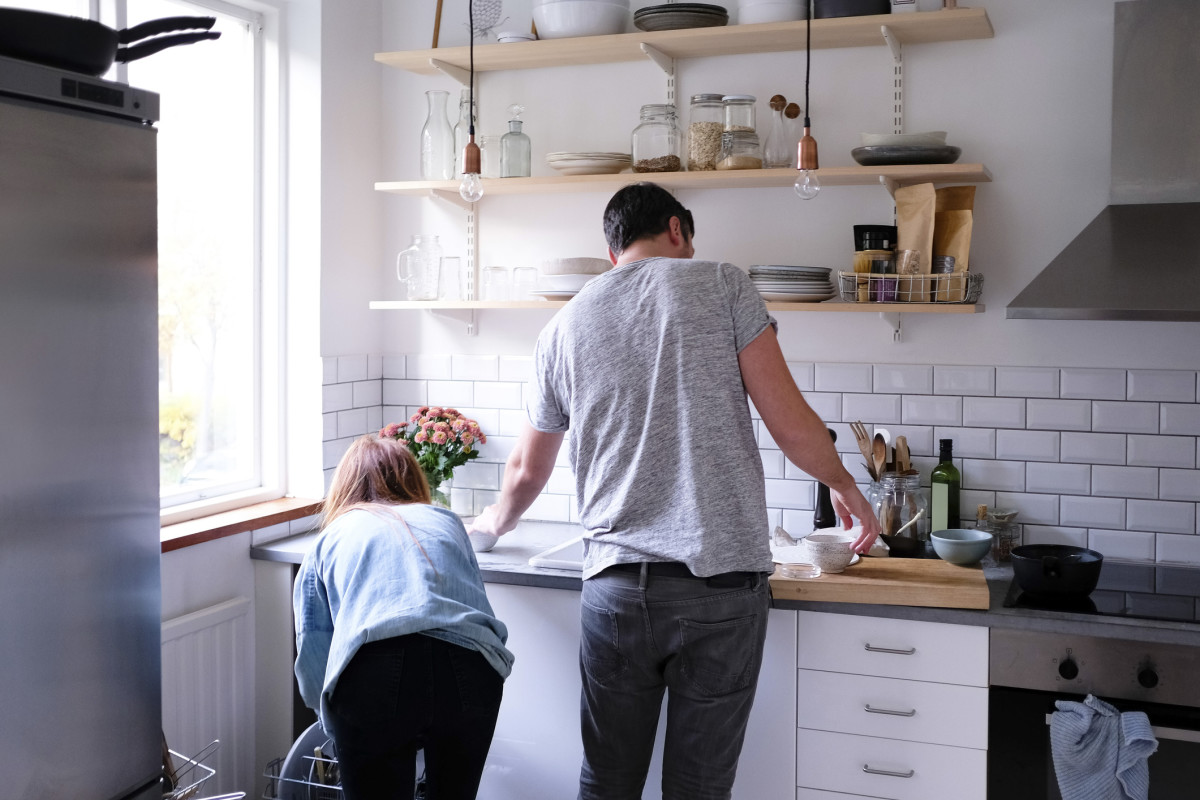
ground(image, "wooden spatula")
xmin=895 ymin=435 xmax=911 ymax=473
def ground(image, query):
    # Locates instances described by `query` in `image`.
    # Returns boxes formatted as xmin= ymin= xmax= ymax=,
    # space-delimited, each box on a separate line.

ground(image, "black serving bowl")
xmin=1011 ymin=544 xmax=1103 ymax=598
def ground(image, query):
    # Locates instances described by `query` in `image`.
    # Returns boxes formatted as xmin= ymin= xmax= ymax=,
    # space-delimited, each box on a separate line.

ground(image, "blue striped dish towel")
xmin=1050 ymin=694 xmax=1158 ymax=800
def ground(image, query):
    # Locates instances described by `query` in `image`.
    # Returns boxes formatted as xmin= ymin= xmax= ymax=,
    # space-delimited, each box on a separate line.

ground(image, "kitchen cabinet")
xmin=794 ymin=610 xmax=988 ymax=799
xmin=373 ymin=9 xmax=994 ymax=318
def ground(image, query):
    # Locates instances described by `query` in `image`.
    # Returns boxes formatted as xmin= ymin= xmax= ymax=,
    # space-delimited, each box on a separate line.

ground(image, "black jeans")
xmin=324 ymin=634 xmax=504 ymax=800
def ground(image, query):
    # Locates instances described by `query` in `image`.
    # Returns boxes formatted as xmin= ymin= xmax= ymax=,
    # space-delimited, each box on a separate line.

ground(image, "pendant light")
xmin=793 ymin=0 xmax=820 ymax=200
xmin=458 ymin=1 xmax=484 ymax=203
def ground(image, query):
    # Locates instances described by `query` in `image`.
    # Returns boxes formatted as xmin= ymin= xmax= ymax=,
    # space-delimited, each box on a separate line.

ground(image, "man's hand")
xmin=468 ymin=504 xmax=510 ymax=537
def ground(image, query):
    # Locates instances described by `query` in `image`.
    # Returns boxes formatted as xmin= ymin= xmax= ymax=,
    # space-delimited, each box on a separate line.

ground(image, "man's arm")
xmin=738 ymin=327 xmax=880 ymax=552
xmin=468 ymin=424 xmax=565 ymax=537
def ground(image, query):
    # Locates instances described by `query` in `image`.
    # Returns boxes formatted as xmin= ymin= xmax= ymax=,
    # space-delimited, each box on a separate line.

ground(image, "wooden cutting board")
xmin=769 ymin=556 xmax=990 ymax=610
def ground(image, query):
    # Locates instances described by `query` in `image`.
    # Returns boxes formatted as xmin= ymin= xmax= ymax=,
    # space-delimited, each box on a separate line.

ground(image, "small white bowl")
xmin=860 ymin=131 xmax=948 ymax=147
xmin=541 ymin=256 xmax=613 ymax=276
xmin=538 ymin=273 xmax=596 ymax=292
xmin=533 ymin=1 xmax=629 ymax=38
xmin=738 ymin=1 xmax=807 ymax=24
xmin=468 ymin=531 xmax=498 ymax=553
xmin=805 ymin=532 xmax=857 ymax=574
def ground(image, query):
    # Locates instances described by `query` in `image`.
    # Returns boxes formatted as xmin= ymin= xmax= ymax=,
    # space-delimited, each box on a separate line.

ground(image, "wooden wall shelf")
xmin=369 ymin=300 xmax=984 ymax=314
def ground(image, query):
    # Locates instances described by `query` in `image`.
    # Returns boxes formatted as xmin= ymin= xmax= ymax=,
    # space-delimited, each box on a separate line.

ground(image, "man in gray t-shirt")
xmin=471 ymin=182 xmax=878 ymax=799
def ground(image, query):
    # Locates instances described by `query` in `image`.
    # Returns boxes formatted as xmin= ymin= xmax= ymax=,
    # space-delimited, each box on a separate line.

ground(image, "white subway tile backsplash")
xmin=367 ymin=354 xmax=383 ymax=380
xmin=366 ymin=406 xmax=383 ymax=432
xmin=934 ymin=427 xmax=995 ymax=459
xmin=1027 ymin=399 xmax=1091 ymax=431
xmin=451 ymin=461 xmax=501 ymax=490
xmin=815 ymin=363 xmax=872 ymax=393
xmin=337 ymin=408 xmax=368 ymax=439
xmin=758 ymin=424 xmax=779 ymax=450
xmin=1060 ymin=495 xmax=1125 ymax=530
xmin=407 ymin=354 xmax=453 ymax=380
xmin=934 ymin=365 xmax=995 ymax=396
xmin=477 ymin=434 xmax=517 ymax=464
xmin=996 ymin=366 xmax=1059 ymax=398
xmin=1128 ymin=435 xmax=1195 ymax=469
xmin=1024 ymin=525 xmax=1088 ymax=547
xmin=765 ymin=478 xmax=811 ymax=509
xmin=788 ymin=362 xmax=815 ymax=391
xmin=761 ymin=450 xmax=785 ymax=479
xmin=322 ymin=437 xmax=353 ymax=470
xmin=1089 ymin=529 xmax=1155 ymax=561
xmin=452 ymin=354 xmax=499 ymax=382
xmin=1127 ymin=500 xmax=1196 ymax=535
xmin=996 ymin=430 xmax=1059 ymax=462
xmin=1161 ymin=469 xmax=1200 ymax=502
xmin=1027 ymin=462 xmax=1091 ymax=495
xmin=805 ymin=392 xmax=844 ymax=423
xmin=456 ymin=407 xmax=501 ymax=438
xmin=382 ymin=379 xmax=427 ymax=406
xmin=1156 ymin=533 xmax=1200 ymax=566
xmin=962 ymin=459 xmax=1025 ymax=492
xmin=1127 ymin=370 xmax=1195 ymax=402
xmin=1161 ymin=403 xmax=1200 ymax=436
xmin=1060 ymin=368 xmax=1126 ymax=400
xmin=477 ymin=381 xmax=523 ymax=410
xmin=842 ymin=393 xmax=900 ymax=424
xmin=994 ymin=492 xmax=1059 ymax=525
xmin=960 ymin=489 xmax=996 ymax=519
xmin=352 ymin=380 xmax=382 ymax=408
xmin=828 ymin=423 xmax=857 ymax=454
xmin=322 ymin=383 xmax=353 ymax=413
xmin=322 ymin=357 xmax=339 ymax=385
xmin=524 ymin=492 xmax=572 ymax=523
xmin=496 ymin=409 xmax=527 ymax=437
xmin=963 ymin=397 xmax=1026 ymax=429
xmin=545 ymin=466 xmax=575 ymax=495
xmin=1092 ymin=465 xmax=1159 ymax=499
xmin=903 ymin=395 xmax=962 ymax=426
xmin=843 ymin=455 xmax=874 ymax=484
xmin=873 ymin=364 xmax=932 ymax=394
xmin=1091 ymin=401 xmax=1159 ymax=434
xmin=337 ymin=355 xmax=368 ymax=383
xmin=1061 ymin=432 xmax=1126 ymax=465
xmin=498 ymin=355 xmax=534 ymax=383
xmin=382 ymin=355 xmax=407 ymax=378
xmin=322 ymin=412 xmax=339 ymax=441
xmin=884 ymin=426 xmax=934 ymax=457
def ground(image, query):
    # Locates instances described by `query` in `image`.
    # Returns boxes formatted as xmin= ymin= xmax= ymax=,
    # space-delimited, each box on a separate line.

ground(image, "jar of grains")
xmin=631 ymin=104 xmax=682 ymax=173
xmin=687 ymin=93 xmax=725 ymax=171
xmin=722 ymin=94 xmax=757 ymax=134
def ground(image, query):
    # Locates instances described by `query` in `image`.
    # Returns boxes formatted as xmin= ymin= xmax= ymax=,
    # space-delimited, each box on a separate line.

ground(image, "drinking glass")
xmin=439 ymin=256 xmax=463 ymax=301
xmin=512 ymin=267 xmax=539 ymax=300
xmin=481 ymin=266 xmax=510 ymax=301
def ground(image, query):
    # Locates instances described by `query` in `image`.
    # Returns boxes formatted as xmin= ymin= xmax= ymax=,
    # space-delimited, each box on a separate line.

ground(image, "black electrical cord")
xmin=468 ymin=0 xmax=475 ymax=137
xmin=804 ymin=0 xmax=812 ymax=129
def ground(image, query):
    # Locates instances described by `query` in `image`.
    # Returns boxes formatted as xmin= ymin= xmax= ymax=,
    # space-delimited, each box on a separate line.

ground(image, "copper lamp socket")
xmin=798 ymin=127 xmax=819 ymax=171
xmin=463 ymin=136 xmax=482 ymax=175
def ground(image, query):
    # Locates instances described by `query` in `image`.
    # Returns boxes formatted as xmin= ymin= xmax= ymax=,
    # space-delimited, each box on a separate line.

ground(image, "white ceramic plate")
xmin=531 ymin=290 xmax=579 ymax=301
xmin=549 ymin=161 xmax=630 ymax=175
xmin=772 ymin=544 xmax=860 ymax=566
xmin=759 ymin=291 xmax=836 ymax=302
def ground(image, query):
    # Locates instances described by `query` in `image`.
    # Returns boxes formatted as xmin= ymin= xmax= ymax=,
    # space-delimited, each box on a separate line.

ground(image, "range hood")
xmin=1007 ymin=0 xmax=1200 ymax=321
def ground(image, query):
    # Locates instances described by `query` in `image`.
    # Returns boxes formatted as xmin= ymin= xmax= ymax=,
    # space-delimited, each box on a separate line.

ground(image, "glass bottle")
xmin=395 ymin=234 xmax=443 ymax=301
xmin=813 ymin=429 xmax=838 ymax=531
xmin=452 ymin=87 xmax=478 ymax=178
xmin=930 ymin=438 xmax=961 ymax=532
xmin=872 ymin=471 xmax=930 ymax=558
xmin=687 ymin=93 xmax=724 ymax=171
xmin=500 ymin=104 xmax=531 ymax=178
xmin=762 ymin=97 xmax=791 ymax=168
xmin=632 ymin=103 xmax=682 ymax=173
xmin=420 ymin=89 xmax=454 ymax=181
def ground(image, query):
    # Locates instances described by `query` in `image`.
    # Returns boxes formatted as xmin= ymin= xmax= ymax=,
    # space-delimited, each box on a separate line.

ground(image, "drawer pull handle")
xmin=863 ymin=765 xmax=915 ymax=779
xmin=864 ymin=643 xmax=917 ymax=655
xmin=865 ymin=703 xmax=916 ymax=717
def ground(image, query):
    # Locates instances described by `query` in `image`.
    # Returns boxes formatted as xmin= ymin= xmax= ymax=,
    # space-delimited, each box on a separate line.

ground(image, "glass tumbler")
xmin=511 ymin=267 xmax=539 ymax=300
xmin=481 ymin=266 xmax=510 ymax=301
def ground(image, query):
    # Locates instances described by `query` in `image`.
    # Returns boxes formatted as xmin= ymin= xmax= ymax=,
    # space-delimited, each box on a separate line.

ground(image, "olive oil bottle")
xmin=930 ymin=438 xmax=960 ymax=532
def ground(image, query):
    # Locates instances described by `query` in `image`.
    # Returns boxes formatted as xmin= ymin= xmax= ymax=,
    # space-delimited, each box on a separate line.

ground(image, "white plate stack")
xmin=748 ymin=265 xmax=835 ymax=302
xmin=546 ymin=151 xmax=632 ymax=175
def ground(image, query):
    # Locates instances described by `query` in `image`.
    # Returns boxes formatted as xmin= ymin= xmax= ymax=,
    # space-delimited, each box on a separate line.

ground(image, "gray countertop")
xmin=250 ymin=519 xmax=1200 ymax=647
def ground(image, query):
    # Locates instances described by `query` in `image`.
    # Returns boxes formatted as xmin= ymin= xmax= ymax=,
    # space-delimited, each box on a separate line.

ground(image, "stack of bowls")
xmin=533 ymin=0 xmax=630 ymax=38
xmin=738 ymin=0 xmax=807 ymax=24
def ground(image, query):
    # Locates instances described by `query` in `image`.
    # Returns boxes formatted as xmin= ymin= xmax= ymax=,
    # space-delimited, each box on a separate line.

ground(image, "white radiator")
xmin=162 ymin=595 xmax=254 ymax=795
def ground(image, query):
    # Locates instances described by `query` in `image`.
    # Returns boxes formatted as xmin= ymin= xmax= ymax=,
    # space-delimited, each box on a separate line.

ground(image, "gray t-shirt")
xmin=528 ymin=257 xmax=777 ymax=579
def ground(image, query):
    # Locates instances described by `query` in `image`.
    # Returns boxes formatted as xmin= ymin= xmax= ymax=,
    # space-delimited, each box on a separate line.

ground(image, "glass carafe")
xmin=396 ymin=234 xmax=442 ymax=300
xmin=872 ymin=471 xmax=931 ymax=558
xmin=420 ymin=90 xmax=454 ymax=181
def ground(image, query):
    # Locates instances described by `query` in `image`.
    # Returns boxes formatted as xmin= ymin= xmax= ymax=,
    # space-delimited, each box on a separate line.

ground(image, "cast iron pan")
xmin=0 ymin=8 xmax=220 ymax=76
xmin=1011 ymin=544 xmax=1104 ymax=598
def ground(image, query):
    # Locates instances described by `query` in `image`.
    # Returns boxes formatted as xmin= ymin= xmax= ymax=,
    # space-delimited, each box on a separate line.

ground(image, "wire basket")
xmin=164 ymin=740 xmax=218 ymax=800
xmin=837 ymin=271 xmax=983 ymax=304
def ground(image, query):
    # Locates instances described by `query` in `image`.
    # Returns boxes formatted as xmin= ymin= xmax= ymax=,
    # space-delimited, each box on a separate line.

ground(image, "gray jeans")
xmin=578 ymin=563 xmax=771 ymax=800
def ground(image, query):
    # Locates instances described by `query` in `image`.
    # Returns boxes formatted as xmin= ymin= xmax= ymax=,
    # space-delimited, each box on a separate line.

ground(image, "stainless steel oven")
xmin=989 ymin=628 xmax=1200 ymax=798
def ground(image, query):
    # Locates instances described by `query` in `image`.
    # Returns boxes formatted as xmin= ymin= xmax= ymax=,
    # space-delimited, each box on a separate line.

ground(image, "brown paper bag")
xmin=895 ymin=183 xmax=936 ymax=302
xmin=934 ymin=186 xmax=976 ymax=301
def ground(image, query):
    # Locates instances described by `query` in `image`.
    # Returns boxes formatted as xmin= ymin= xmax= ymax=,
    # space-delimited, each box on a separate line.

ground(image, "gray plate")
xmin=634 ymin=9 xmax=728 ymax=31
xmin=850 ymin=145 xmax=962 ymax=166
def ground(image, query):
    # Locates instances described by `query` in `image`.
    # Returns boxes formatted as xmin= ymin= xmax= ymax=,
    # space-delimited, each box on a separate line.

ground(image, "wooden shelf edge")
xmin=371 ymin=300 xmax=984 ymax=313
xmin=376 ymin=8 xmax=992 ymax=75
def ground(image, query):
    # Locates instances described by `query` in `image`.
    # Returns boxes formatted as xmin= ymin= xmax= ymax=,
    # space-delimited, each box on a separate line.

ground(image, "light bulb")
xmin=794 ymin=169 xmax=820 ymax=200
xmin=459 ymin=172 xmax=484 ymax=203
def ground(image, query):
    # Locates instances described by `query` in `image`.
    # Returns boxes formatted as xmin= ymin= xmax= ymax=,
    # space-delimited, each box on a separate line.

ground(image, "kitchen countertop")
xmin=250 ymin=519 xmax=1200 ymax=647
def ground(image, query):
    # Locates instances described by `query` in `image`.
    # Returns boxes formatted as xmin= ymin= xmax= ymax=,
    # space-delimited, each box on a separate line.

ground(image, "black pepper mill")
xmin=813 ymin=428 xmax=837 ymax=531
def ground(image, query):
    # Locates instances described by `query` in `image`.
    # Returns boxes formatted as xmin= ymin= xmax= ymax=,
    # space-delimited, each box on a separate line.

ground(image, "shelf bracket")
xmin=880 ymin=25 xmax=902 ymax=64
xmin=429 ymin=308 xmax=477 ymax=336
xmin=428 ymin=188 xmax=471 ymax=211
xmin=428 ymin=58 xmax=471 ymax=86
xmin=639 ymin=43 xmax=676 ymax=104
xmin=879 ymin=311 xmax=903 ymax=342
xmin=879 ymin=174 xmax=901 ymax=198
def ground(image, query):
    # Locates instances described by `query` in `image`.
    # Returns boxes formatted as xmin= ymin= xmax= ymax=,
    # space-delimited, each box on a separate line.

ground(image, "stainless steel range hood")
xmin=1007 ymin=0 xmax=1200 ymax=321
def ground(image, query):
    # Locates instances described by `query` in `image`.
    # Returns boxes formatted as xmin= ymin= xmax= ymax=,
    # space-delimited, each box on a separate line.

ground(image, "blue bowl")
xmin=930 ymin=528 xmax=992 ymax=566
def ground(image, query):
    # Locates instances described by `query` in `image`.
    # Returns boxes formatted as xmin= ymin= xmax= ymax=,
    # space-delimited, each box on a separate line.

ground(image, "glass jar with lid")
xmin=722 ymin=94 xmax=757 ymax=134
xmin=872 ymin=471 xmax=931 ymax=558
xmin=716 ymin=129 xmax=762 ymax=170
xmin=632 ymin=104 xmax=682 ymax=173
xmin=687 ymin=93 xmax=724 ymax=171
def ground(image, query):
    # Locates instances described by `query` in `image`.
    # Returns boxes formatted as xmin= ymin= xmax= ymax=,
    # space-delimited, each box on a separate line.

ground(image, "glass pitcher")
xmin=396 ymin=234 xmax=442 ymax=300
xmin=872 ymin=471 xmax=931 ymax=558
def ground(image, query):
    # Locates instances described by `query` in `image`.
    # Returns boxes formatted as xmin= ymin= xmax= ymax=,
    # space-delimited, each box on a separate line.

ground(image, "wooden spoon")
xmin=895 ymin=435 xmax=910 ymax=473
xmin=873 ymin=433 xmax=887 ymax=479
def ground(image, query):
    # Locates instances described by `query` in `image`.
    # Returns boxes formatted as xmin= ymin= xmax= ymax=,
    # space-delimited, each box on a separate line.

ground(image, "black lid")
xmin=939 ymin=438 xmax=953 ymax=456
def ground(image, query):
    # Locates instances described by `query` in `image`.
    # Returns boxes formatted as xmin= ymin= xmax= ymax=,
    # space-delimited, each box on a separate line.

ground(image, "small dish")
xmin=531 ymin=290 xmax=579 ymax=301
xmin=468 ymin=531 xmax=498 ymax=553
xmin=860 ymin=130 xmax=947 ymax=147
xmin=850 ymin=145 xmax=962 ymax=166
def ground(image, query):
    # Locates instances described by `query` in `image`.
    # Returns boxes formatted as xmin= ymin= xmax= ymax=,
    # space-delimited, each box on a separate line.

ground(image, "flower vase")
xmin=427 ymin=477 xmax=451 ymax=509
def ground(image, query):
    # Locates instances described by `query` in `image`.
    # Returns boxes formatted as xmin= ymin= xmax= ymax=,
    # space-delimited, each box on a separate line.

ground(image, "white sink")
xmin=528 ymin=536 xmax=584 ymax=571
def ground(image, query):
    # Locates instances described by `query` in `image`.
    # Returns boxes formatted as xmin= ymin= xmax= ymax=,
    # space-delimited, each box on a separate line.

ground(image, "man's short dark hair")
xmin=602 ymin=182 xmax=695 ymax=255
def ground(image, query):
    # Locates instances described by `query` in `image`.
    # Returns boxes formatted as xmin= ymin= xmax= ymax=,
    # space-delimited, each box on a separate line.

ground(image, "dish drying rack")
xmin=164 ymin=739 xmax=245 ymax=800
xmin=262 ymin=728 xmax=343 ymax=800
xmin=837 ymin=271 xmax=983 ymax=304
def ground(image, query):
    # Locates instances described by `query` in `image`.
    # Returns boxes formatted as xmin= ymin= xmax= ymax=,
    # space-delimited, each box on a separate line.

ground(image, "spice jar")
xmin=687 ymin=93 xmax=724 ymax=171
xmin=872 ymin=471 xmax=930 ymax=558
xmin=716 ymin=129 xmax=762 ymax=170
xmin=632 ymin=104 xmax=682 ymax=173
xmin=988 ymin=509 xmax=1020 ymax=562
xmin=721 ymin=94 xmax=757 ymax=133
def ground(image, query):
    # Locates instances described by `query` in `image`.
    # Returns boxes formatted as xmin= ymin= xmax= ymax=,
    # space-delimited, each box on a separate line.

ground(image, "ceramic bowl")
xmin=468 ymin=531 xmax=499 ymax=553
xmin=805 ymin=532 xmax=856 ymax=573
xmin=930 ymin=528 xmax=992 ymax=566
xmin=541 ymin=256 xmax=613 ymax=276
xmin=538 ymin=273 xmax=596 ymax=292
xmin=860 ymin=130 xmax=948 ymax=147
xmin=738 ymin=1 xmax=807 ymax=24
xmin=533 ymin=1 xmax=629 ymax=38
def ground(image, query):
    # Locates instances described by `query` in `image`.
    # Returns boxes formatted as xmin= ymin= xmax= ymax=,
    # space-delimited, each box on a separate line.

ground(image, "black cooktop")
xmin=1003 ymin=560 xmax=1200 ymax=623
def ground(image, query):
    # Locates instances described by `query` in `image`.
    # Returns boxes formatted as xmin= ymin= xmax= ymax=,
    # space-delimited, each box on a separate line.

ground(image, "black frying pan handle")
xmin=115 ymin=31 xmax=222 ymax=64
xmin=119 ymin=16 xmax=216 ymax=45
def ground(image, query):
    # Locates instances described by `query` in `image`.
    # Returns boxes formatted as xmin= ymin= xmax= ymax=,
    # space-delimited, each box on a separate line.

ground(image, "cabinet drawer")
xmin=796 ymin=610 xmax=987 ymax=686
xmin=796 ymin=727 xmax=986 ymax=800
xmin=796 ymin=668 xmax=988 ymax=749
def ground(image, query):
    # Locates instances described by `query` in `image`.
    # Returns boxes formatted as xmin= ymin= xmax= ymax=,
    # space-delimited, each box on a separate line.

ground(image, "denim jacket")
xmin=293 ymin=503 xmax=513 ymax=726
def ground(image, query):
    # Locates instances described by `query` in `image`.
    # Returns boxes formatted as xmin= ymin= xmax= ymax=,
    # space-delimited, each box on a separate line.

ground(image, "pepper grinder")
xmin=813 ymin=428 xmax=837 ymax=531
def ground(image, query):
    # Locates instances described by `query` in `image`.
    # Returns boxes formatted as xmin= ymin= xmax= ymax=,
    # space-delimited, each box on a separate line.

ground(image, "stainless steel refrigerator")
xmin=1 ymin=56 xmax=163 ymax=800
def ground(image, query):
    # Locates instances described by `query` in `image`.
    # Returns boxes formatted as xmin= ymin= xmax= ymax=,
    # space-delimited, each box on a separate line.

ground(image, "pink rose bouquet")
xmin=380 ymin=406 xmax=487 ymax=505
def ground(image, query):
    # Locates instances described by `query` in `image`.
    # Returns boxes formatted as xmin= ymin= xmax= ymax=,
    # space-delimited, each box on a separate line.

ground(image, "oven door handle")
xmin=1044 ymin=714 xmax=1200 ymax=744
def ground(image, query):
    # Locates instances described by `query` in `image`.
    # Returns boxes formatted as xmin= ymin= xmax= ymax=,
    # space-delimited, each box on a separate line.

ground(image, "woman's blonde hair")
xmin=321 ymin=435 xmax=432 ymax=529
